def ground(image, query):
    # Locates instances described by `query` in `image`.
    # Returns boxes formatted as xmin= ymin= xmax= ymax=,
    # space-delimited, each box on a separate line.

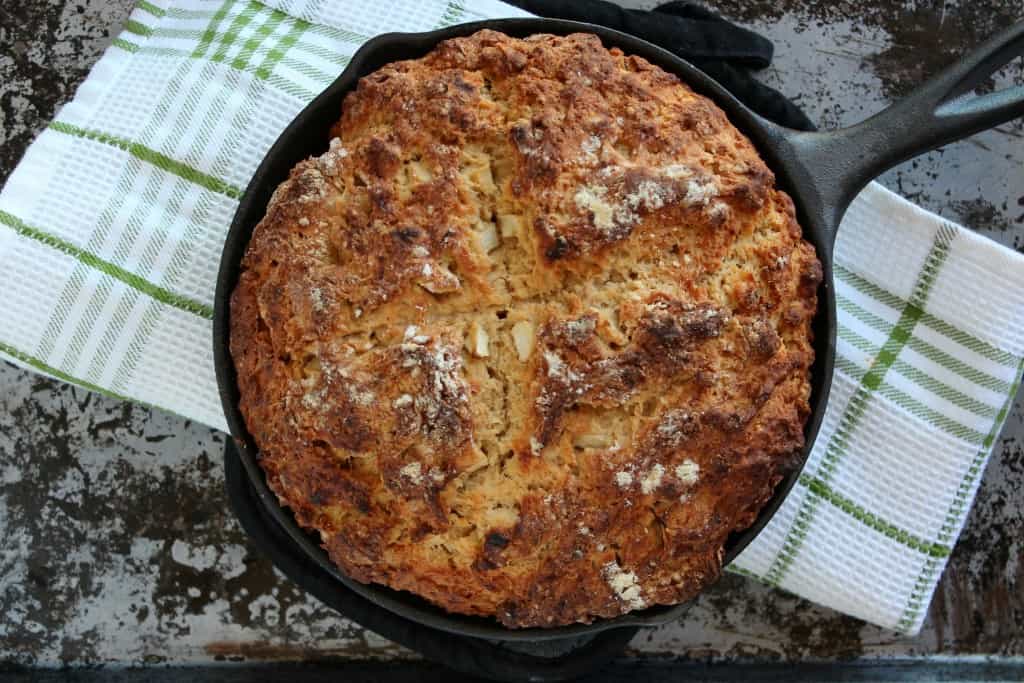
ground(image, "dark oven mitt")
xmin=504 ymin=0 xmax=816 ymax=131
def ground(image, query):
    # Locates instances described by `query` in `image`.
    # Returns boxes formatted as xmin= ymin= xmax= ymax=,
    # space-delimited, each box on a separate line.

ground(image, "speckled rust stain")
xmin=716 ymin=0 xmax=1024 ymax=98
xmin=654 ymin=1 xmax=1024 ymax=242
xmin=0 ymin=0 xmax=129 ymax=186
xmin=929 ymin=438 xmax=1024 ymax=653
xmin=0 ymin=374 xmax=372 ymax=666
xmin=1 ymin=0 xmax=1023 ymax=667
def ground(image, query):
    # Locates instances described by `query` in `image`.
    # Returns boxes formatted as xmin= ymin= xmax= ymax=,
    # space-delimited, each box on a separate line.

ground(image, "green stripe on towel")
xmin=48 ymin=121 xmax=243 ymax=199
xmin=0 ymin=339 xmax=186 ymax=421
xmin=764 ymin=231 xmax=954 ymax=587
xmin=798 ymin=474 xmax=952 ymax=558
xmin=0 ymin=210 xmax=213 ymax=319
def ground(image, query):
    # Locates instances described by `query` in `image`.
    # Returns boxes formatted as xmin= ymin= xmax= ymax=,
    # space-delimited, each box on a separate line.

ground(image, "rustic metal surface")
xmin=6 ymin=660 xmax=1024 ymax=682
xmin=1 ymin=0 xmax=1021 ymax=668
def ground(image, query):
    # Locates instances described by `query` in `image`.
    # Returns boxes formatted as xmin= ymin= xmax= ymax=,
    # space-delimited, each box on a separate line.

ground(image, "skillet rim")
xmin=213 ymin=17 xmax=837 ymax=642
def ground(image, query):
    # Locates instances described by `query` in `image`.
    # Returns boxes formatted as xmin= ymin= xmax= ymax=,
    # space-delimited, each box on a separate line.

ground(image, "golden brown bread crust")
xmin=230 ymin=30 xmax=822 ymax=628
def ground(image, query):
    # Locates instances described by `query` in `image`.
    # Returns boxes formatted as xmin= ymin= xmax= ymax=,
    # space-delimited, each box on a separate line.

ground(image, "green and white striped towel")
xmin=2 ymin=0 xmax=1022 ymax=636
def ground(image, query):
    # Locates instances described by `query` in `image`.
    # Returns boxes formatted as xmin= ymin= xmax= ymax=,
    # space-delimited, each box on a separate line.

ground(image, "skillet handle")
xmin=779 ymin=20 xmax=1024 ymax=242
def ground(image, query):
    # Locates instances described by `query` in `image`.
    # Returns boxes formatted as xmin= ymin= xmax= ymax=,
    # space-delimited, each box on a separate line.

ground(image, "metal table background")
xmin=1 ymin=0 xmax=1021 ymax=676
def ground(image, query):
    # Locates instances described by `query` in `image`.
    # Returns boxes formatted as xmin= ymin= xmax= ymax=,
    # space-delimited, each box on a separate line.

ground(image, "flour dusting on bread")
xmin=230 ymin=29 xmax=821 ymax=628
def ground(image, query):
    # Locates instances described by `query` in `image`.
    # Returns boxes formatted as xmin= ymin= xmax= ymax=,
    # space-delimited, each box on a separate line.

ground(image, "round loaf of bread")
xmin=230 ymin=29 xmax=822 ymax=628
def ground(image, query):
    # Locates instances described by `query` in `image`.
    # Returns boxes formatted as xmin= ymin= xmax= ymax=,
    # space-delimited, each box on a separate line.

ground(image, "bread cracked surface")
xmin=230 ymin=29 xmax=821 ymax=627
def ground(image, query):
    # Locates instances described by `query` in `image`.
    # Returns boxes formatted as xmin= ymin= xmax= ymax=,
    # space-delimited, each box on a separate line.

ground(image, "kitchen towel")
xmin=2 ymin=0 xmax=1023 ymax=636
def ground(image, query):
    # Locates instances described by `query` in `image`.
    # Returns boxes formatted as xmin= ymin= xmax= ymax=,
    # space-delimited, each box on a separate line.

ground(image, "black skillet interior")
xmin=213 ymin=17 xmax=818 ymax=642
xmin=214 ymin=17 xmax=1024 ymax=642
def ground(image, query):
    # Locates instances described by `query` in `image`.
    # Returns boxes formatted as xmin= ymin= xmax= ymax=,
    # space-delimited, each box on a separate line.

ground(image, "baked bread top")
xmin=230 ymin=29 xmax=821 ymax=628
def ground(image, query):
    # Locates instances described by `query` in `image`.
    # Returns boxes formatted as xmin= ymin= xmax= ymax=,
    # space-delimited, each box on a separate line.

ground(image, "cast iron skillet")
xmin=214 ymin=18 xmax=1024 ymax=642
